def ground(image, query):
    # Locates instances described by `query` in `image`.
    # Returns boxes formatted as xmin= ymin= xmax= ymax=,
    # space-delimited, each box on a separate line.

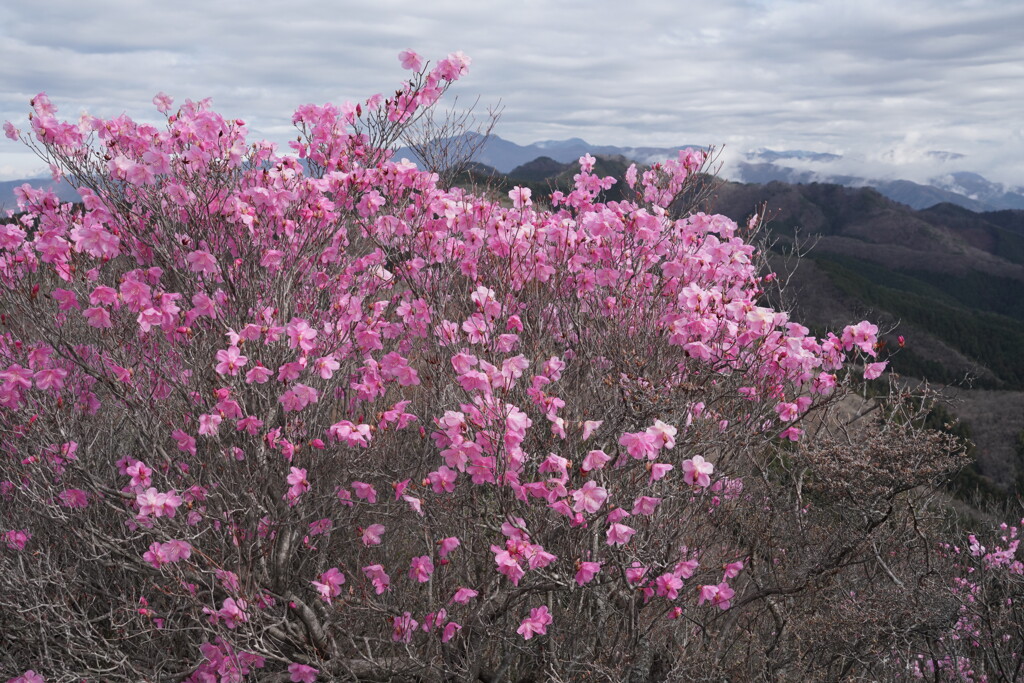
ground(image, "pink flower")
xmin=246 ymin=364 xmax=272 ymax=384
xmin=143 ymin=540 xmax=192 ymax=568
xmin=214 ymin=346 xmax=248 ymax=376
xmin=631 ymin=496 xmax=661 ymax=516
xmin=509 ymin=186 xmax=532 ymax=209
xmin=681 ymin=455 xmax=714 ymax=488
xmin=649 ymin=462 xmax=673 ymax=483
xmin=723 ymin=560 xmax=745 ymax=579
xmin=153 ymin=92 xmax=173 ymax=114
xmin=352 ymin=481 xmax=377 ymax=503
xmin=198 ymin=413 xmax=222 ymax=436
xmin=288 ymin=663 xmax=318 ymax=683
xmin=83 ymin=306 xmax=112 ymax=328
xmin=311 ymin=567 xmax=346 ymax=602
xmin=403 ymin=494 xmax=425 ymax=516
xmin=58 ymin=488 xmax=88 ymax=508
xmin=286 ymin=467 xmax=310 ymax=502
xmin=392 ymin=612 xmax=418 ymax=643
xmin=619 ymin=430 xmax=659 ymax=459
xmin=581 ymin=449 xmax=612 ymax=472
xmin=450 ymin=587 xmax=478 ymax=604
xmin=656 ymin=572 xmax=684 ymax=600
xmin=863 ymin=361 xmax=887 ymax=380
xmin=582 ymin=419 xmax=603 ymax=440
xmin=4 ymin=529 xmax=31 ymax=551
xmin=575 ymin=561 xmax=602 ymax=586
xmin=186 ymin=250 xmax=218 ymax=276
xmin=286 ymin=318 xmax=318 ymax=352
xmin=361 ymin=523 xmax=385 ymax=546
xmin=517 ymin=605 xmax=552 ymax=640
xmin=409 ymin=555 xmax=435 ymax=583
xmin=362 ymin=564 xmax=391 ymax=594
xmin=571 ymin=480 xmax=608 ymax=514
xmin=217 ymin=597 xmax=248 ymax=628
xmin=427 ymin=465 xmax=458 ymax=493
xmin=398 ymin=49 xmax=423 ymax=71
xmin=646 ymin=419 xmax=677 ymax=449
xmin=606 ymin=522 xmax=636 ymax=547
xmin=442 ymin=621 xmax=462 ymax=642
xmin=438 ymin=536 xmax=460 ymax=558
xmin=136 ymin=487 xmax=182 ymax=518
xmin=698 ymin=582 xmax=736 ymax=610
xmin=9 ymin=671 xmax=45 ymax=683
xmin=625 ymin=562 xmax=648 ymax=584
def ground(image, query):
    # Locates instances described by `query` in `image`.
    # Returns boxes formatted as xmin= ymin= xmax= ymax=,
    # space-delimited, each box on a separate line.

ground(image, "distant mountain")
xmin=394 ymin=133 xmax=701 ymax=175
xmin=0 ymin=177 xmax=80 ymax=212
xmin=735 ymin=150 xmax=1024 ymax=212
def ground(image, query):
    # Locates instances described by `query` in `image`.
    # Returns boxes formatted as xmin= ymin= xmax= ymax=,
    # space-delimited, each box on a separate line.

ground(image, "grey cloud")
xmin=1 ymin=0 xmax=1022 ymax=185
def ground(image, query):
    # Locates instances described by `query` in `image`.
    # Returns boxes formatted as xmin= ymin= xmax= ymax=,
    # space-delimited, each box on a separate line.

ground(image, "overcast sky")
xmin=2 ymin=0 xmax=1022 ymax=185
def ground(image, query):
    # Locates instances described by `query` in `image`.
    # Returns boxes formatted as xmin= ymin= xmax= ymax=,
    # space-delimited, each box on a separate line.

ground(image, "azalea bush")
xmin=0 ymin=51 xmax=1015 ymax=682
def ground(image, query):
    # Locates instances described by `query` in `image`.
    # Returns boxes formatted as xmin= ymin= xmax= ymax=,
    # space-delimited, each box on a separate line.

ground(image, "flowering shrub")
xmin=0 ymin=51 xmax=1009 ymax=681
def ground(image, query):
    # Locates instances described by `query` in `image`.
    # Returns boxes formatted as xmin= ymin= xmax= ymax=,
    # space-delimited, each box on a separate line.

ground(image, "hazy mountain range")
xmin=393 ymin=134 xmax=1024 ymax=213
xmin=4 ymin=134 xmax=1022 ymax=214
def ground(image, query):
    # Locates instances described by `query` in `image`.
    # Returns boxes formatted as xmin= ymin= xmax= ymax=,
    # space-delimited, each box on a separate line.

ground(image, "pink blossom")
xmin=361 ymin=524 xmax=385 ymax=546
xmin=136 ymin=487 xmax=182 ymax=518
xmin=517 ymin=605 xmax=552 ymax=640
xmin=392 ymin=612 xmax=418 ymax=643
xmin=58 ymin=488 xmax=88 ymax=508
xmin=288 ymin=663 xmax=319 ymax=683
xmin=698 ymin=582 xmax=736 ymax=610
xmin=198 ymin=413 xmax=222 ymax=436
xmin=403 ymin=494 xmax=424 ymax=516
xmin=4 ymin=529 xmax=31 ymax=551
xmin=632 ymin=496 xmax=661 ymax=516
xmin=286 ymin=318 xmax=318 ymax=352
xmin=362 ymin=564 xmax=391 ymax=594
xmin=409 ymin=555 xmax=435 ymax=583
xmin=186 ymin=250 xmax=218 ymax=276
xmin=451 ymin=587 xmax=478 ymax=604
xmin=438 ymin=536 xmax=460 ymax=558
xmin=723 ymin=560 xmax=745 ymax=579
xmin=214 ymin=346 xmax=248 ymax=376
xmin=863 ymin=361 xmax=887 ymax=380
xmin=398 ymin=49 xmax=423 ymax=71
xmin=351 ymin=481 xmax=377 ymax=503
xmin=217 ymin=597 xmax=248 ymax=628
xmin=311 ymin=567 xmax=346 ymax=602
xmin=8 ymin=671 xmax=45 ymax=683
xmin=152 ymin=92 xmax=173 ymax=113
xmin=841 ymin=320 xmax=878 ymax=355
xmin=619 ymin=430 xmax=659 ymax=459
xmin=646 ymin=419 xmax=677 ymax=449
xmin=606 ymin=522 xmax=636 ymax=547
xmin=442 ymin=621 xmax=462 ymax=642
xmin=83 ymin=306 xmax=112 ymax=328
xmin=682 ymin=455 xmax=714 ymax=488
xmin=649 ymin=462 xmax=673 ymax=483
xmin=571 ymin=480 xmax=608 ymax=514
xmin=427 ymin=465 xmax=458 ymax=493
xmin=245 ymin=364 xmax=272 ymax=384
xmin=582 ymin=419 xmax=603 ymax=440
xmin=509 ymin=186 xmax=532 ymax=209
xmin=286 ymin=467 xmax=310 ymax=504
xmin=655 ymin=572 xmax=684 ymax=600
xmin=575 ymin=561 xmax=602 ymax=586
xmin=581 ymin=449 xmax=612 ymax=472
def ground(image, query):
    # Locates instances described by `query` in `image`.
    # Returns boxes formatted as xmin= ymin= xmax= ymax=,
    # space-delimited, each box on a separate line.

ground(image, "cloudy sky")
xmin=2 ymin=0 xmax=1022 ymax=185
